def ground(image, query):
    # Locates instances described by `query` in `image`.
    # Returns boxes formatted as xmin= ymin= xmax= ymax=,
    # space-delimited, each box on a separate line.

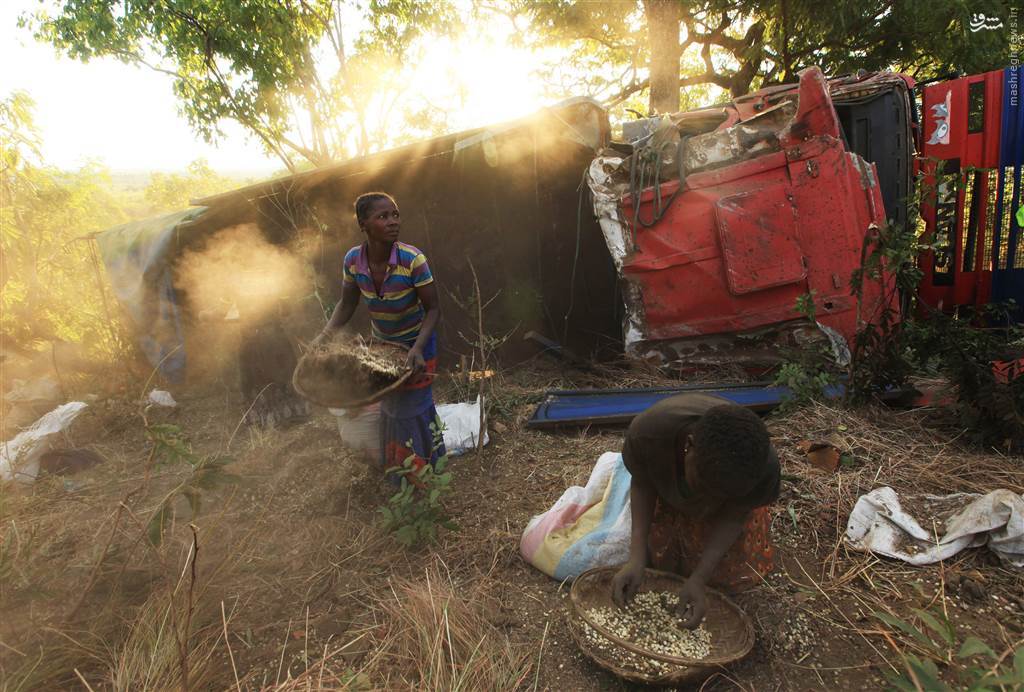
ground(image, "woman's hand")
xmin=676 ymin=578 xmax=708 ymax=629
xmin=406 ymin=346 xmax=425 ymax=373
xmin=611 ymin=559 xmax=646 ymax=607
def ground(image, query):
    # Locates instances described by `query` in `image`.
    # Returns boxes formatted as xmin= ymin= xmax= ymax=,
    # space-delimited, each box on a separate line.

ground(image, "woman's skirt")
xmin=379 ymin=334 xmax=446 ymax=478
xmin=647 ymin=498 xmax=775 ymax=592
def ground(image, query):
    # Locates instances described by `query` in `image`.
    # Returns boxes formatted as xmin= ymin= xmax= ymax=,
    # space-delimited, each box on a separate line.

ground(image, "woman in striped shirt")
xmin=315 ymin=192 xmax=445 ymax=476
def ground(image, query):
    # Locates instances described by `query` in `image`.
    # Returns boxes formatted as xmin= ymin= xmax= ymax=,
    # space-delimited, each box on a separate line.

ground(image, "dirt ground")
xmin=2 ymin=361 xmax=1023 ymax=690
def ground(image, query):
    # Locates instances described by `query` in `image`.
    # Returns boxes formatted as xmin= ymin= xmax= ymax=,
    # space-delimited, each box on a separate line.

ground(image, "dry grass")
xmin=756 ymin=399 xmax=1024 ymax=686
xmin=355 ymin=564 xmax=533 ymax=691
xmin=4 ymin=365 xmax=1023 ymax=691
xmin=771 ymin=399 xmax=1024 ymax=496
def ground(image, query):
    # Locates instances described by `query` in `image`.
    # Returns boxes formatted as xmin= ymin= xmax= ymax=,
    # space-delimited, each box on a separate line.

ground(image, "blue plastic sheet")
xmin=526 ymin=382 xmax=846 ymax=428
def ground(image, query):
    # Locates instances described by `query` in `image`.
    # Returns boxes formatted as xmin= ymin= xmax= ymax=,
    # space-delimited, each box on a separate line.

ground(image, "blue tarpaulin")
xmin=526 ymin=382 xmax=847 ymax=428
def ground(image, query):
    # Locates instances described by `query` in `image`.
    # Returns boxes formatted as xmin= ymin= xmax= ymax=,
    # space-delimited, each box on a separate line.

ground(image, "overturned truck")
xmin=589 ymin=67 xmax=909 ymax=368
xmin=95 ymin=99 xmax=622 ymax=422
xmin=95 ymin=65 xmax=1019 ymax=421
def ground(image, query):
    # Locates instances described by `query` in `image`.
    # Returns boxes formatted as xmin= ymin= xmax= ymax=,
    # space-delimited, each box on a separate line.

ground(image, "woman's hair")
xmin=354 ymin=192 xmax=396 ymax=223
xmin=690 ymin=404 xmax=771 ymax=498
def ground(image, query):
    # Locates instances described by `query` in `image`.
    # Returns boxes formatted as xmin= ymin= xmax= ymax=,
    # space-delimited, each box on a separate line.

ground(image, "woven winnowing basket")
xmin=291 ymin=341 xmax=412 ymax=409
xmin=569 ymin=567 xmax=755 ymax=685
xmin=567 ymin=614 xmax=707 ymax=686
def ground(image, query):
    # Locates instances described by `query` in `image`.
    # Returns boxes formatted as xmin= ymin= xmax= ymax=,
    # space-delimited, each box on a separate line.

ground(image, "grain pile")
xmin=293 ymin=339 xmax=407 ymax=408
xmin=580 ymin=591 xmax=712 ymax=675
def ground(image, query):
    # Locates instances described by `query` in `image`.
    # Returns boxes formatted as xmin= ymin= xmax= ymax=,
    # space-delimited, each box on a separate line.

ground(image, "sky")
xmin=0 ymin=1 xmax=555 ymax=176
xmin=1 ymin=1 xmax=282 ymax=174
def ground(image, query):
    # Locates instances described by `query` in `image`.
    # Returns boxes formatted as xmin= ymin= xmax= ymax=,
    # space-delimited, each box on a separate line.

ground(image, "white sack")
xmin=436 ymin=396 xmax=489 ymax=456
xmin=846 ymin=486 xmax=1024 ymax=567
xmin=1 ymin=402 xmax=88 ymax=483
xmin=329 ymin=397 xmax=489 ymax=461
xmin=147 ymin=389 xmax=178 ymax=407
xmin=329 ymin=402 xmax=382 ymax=463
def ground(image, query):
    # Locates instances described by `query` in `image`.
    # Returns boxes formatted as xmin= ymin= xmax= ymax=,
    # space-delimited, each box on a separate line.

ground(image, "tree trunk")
xmin=643 ymin=0 xmax=683 ymax=115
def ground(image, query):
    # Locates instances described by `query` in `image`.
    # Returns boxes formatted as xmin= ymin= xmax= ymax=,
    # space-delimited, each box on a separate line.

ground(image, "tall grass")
xmin=361 ymin=566 xmax=532 ymax=691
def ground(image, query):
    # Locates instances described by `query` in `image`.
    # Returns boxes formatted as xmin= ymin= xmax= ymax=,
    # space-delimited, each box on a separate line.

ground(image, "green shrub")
xmin=378 ymin=420 xmax=458 ymax=547
xmin=876 ymin=608 xmax=1024 ymax=691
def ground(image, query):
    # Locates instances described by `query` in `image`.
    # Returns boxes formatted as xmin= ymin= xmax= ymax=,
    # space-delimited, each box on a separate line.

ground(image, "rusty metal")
xmin=592 ymin=67 xmax=895 ymax=366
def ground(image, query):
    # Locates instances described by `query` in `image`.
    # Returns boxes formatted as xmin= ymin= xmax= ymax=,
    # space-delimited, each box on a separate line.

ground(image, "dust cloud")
xmin=175 ymin=223 xmax=310 ymax=325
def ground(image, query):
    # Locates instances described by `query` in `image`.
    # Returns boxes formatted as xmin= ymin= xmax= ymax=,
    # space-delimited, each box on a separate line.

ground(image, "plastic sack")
xmin=520 ymin=452 xmax=632 ymax=581
xmin=1 ymin=402 xmax=88 ymax=483
xmin=147 ymin=390 xmax=178 ymax=407
xmin=436 ymin=396 xmax=488 ymax=456
xmin=329 ymin=402 xmax=382 ymax=464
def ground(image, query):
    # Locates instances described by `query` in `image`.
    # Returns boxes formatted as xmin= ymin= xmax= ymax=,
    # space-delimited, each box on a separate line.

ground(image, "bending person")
xmin=611 ymin=393 xmax=779 ymax=628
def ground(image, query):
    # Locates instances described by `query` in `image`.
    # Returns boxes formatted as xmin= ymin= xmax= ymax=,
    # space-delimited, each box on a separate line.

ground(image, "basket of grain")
xmin=292 ymin=338 xmax=413 ymax=409
xmin=568 ymin=567 xmax=755 ymax=686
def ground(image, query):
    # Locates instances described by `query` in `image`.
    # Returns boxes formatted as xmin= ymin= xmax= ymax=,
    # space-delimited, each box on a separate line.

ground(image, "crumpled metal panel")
xmin=596 ymin=67 xmax=892 ymax=361
xmin=715 ymin=185 xmax=805 ymax=294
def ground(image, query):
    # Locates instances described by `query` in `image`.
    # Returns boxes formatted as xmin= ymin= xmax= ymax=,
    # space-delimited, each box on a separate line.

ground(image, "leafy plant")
xmin=773 ymin=290 xmax=839 ymax=411
xmin=144 ymin=423 xmax=239 ymax=546
xmin=842 ymin=163 xmax=1024 ymax=449
xmin=847 ymin=163 xmax=933 ymax=403
xmin=1 ymin=90 xmax=132 ymax=359
xmin=875 ymin=608 xmax=1024 ymax=691
xmin=378 ymin=420 xmax=458 ymax=547
xmin=773 ymin=362 xmax=837 ymax=412
xmin=795 ymin=290 xmax=818 ymax=322
xmin=903 ymin=305 xmax=1024 ymax=448
xmin=30 ymin=0 xmax=459 ymax=170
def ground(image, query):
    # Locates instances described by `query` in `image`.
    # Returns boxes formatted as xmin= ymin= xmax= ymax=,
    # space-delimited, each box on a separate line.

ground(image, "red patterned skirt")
xmin=648 ymin=499 xmax=774 ymax=592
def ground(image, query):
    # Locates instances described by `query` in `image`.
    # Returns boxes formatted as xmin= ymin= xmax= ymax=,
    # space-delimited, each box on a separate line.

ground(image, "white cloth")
xmin=1 ymin=402 xmax=88 ymax=483
xmin=846 ymin=486 xmax=1024 ymax=567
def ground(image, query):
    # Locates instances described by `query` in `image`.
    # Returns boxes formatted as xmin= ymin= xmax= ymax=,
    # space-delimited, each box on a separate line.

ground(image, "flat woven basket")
xmin=568 ymin=567 xmax=755 ymax=686
xmin=292 ymin=341 xmax=412 ymax=409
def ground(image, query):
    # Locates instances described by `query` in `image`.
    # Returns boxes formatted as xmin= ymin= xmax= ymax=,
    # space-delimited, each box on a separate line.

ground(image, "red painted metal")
xmin=917 ymin=69 xmax=1005 ymax=313
xmin=619 ymin=68 xmax=892 ymax=348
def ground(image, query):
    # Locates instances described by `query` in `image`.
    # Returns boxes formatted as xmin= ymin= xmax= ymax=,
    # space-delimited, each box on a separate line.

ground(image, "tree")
xmin=511 ymin=0 xmax=1010 ymax=115
xmin=28 ymin=1 xmax=457 ymax=172
xmin=144 ymin=159 xmax=238 ymax=213
xmin=1 ymin=90 xmax=128 ymax=351
xmin=644 ymin=0 xmax=683 ymax=114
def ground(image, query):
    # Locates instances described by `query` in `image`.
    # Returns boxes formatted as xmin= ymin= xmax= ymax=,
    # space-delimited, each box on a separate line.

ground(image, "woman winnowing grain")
xmin=313 ymin=192 xmax=446 ymax=476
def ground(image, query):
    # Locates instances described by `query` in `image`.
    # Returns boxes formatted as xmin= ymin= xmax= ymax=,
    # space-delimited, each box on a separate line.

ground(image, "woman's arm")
xmin=611 ymin=475 xmax=657 ymax=606
xmin=406 ymin=281 xmax=440 ymax=371
xmin=677 ymin=502 xmax=749 ymax=628
xmin=314 ymin=281 xmax=360 ymax=345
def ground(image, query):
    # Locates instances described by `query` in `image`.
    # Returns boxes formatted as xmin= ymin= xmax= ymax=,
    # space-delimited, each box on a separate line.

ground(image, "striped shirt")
xmin=342 ymin=241 xmax=434 ymax=343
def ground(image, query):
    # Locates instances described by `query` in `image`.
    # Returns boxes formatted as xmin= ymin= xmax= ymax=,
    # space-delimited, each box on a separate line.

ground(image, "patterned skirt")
xmin=379 ymin=334 xmax=446 ymax=478
xmin=648 ymin=498 xmax=774 ymax=592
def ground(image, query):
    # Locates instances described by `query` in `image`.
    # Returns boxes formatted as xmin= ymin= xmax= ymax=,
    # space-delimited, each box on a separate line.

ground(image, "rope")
xmin=628 ymin=133 xmax=690 ymax=238
xmin=562 ymin=167 xmax=590 ymax=348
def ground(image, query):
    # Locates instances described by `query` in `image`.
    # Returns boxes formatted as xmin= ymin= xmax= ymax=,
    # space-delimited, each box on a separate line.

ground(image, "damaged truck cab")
xmin=590 ymin=67 xmax=904 ymax=368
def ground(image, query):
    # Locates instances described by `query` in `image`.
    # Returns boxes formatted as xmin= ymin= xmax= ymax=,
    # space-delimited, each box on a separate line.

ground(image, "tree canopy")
xmin=1 ymin=89 xmax=242 ymax=353
xmin=29 ymin=0 xmax=457 ymax=171
xmin=26 ymin=0 xmax=1012 ymax=168
xmin=1 ymin=91 xmax=127 ymax=349
xmin=511 ymin=0 xmax=1011 ymax=114
xmin=144 ymin=159 xmax=237 ymax=212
